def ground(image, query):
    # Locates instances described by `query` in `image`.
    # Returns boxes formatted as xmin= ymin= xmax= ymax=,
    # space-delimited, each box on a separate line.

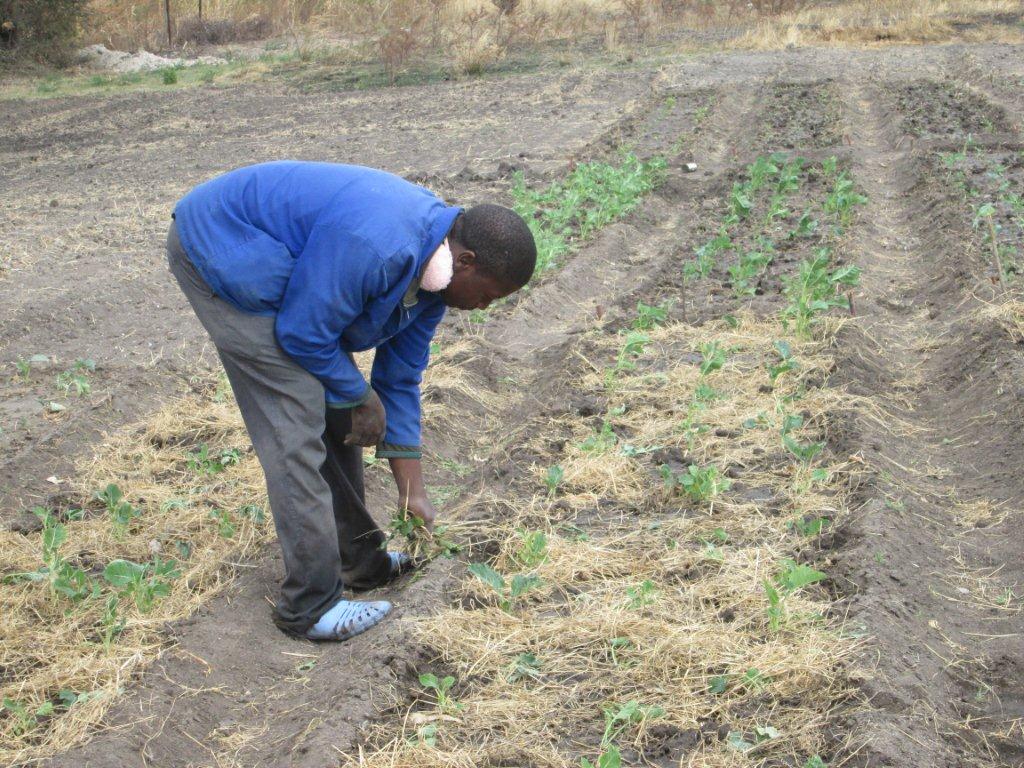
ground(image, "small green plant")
xmin=686 ymin=228 xmax=732 ymax=279
xmin=543 ymin=465 xmax=564 ymax=497
xmin=747 ymin=156 xmax=780 ymax=194
xmin=600 ymin=700 xmax=665 ymax=746
xmin=625 ymin=579 xmax=658 ymax=609
xmin=608 ymin=636 xmax=633 ymax=667
xmin=96 ymin=483 xmax=141 ymax=532
xmin=726 ymin=181 xmax=753 ymax=224
xmin=102 ymin=557 xmax=180 ymax=613
xmin=468 ymin=562 xmax=543 ymax=613
xmin=2 ymin=697 xmax=54 ymax=737
xmin=823 ymin=170 xmax=868 ymax=228
xmin=804 ymin=757 xmax=828 ymax=768
xmin=727 ymin=725 xmax=780 ymax=752
xmin=580 ymin=419 xmax=618 ymax=454
xmin=5 ymin=508 xmax=98 ymax=602
xmin=418 ymin=672 xmax=462 ymax=714
xmin=614 ymin=331 xmax=650 ymax=373
xmin=660 ymin=464 xmax=731 ymax=502
xmin=511 ymin=153 xmax=665 ymax=275
xmin=187 ymin=444 xmax=242 ymax=474
xmin=763 ymin=559 xmax=827 ymax=631
xmin=581 ymin=746 xmax=621 ymax=768
xmin=781 ymin=251 xmax=861 ymax=337
xmin=56 ymin=359 xmax=95 ymax=396
xmin=515 ymin=530 xmax=548 ymax=569
xmin=209 ymin=509 xmax=236 ymax=539
xmin=99 ymin=593 xmax=127 ymax=650
xmin=160 ymin=67 xmax=178 ymax=85
xmin=729 ymin=250 xmax=772 ymax=297
xmin=507 ymin=652 xmax=542 ymax=683
xmin=767 ymin=340 xmax=799 ymax=381
xmin=633 ymin=300 xmax=669 ymax=330
xmin=698 ymin=341 xmax=727 ymax=376
xmin=790 ymin=211 xmax=819 ymax=239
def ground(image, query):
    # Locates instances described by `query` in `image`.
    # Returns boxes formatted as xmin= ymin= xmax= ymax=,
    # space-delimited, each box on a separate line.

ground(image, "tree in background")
xmin=0 ymin=0 xmax=89 ymax=65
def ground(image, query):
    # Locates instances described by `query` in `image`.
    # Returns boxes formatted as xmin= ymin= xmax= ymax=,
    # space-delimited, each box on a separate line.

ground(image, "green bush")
xmin=0 ymin=0 xmax=89 ymax=66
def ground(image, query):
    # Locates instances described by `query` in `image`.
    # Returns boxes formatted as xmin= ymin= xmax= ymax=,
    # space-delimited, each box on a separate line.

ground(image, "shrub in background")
xmin=0 ymin=0 xmax=89 ymax=66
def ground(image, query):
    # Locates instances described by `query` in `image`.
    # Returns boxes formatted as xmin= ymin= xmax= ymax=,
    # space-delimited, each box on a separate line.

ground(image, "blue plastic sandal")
xmin=306 ymin=598 xmax=392 ymax=641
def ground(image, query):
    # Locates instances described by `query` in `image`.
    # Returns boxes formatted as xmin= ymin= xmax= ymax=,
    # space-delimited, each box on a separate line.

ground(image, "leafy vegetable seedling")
xmin=102 ymin=557 xmax=180 ymax=613
xmin=96 ymin=483 xmax=141 ymax=534
xmin=468 ymin=562 xmax=543 ymax=613
xmin=5 ymin=508 xmax=98 ymax=602
xmin=418 ymin=672 xmax=462 ymax=714
xmin=660 ymin=464 xmax=731 ymax=503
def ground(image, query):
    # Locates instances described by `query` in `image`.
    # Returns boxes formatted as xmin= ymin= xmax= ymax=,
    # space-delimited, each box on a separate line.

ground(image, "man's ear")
xmin=453 ymin=248 xmax=477 ymax=270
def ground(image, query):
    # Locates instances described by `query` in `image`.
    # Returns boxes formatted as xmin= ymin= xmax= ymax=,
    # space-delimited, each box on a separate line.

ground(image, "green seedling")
xmin=209 ymin=509 xmax=236 ymax=539
xmin=600 ymin=700 xmax=665 ymax=747
xmin=742 ymin=667 xmax=769 ymax=690
xmin=608 ymin=637 xmax=633 ymax=667
xmin=729 ymin=250 xmax=772 ymax=297
xmin=686 ymin=228 xmax=733 ymax=279
xmin=763 ymin=559 xmax=827 ymax=631
xmin=544 ymin=465 xmax=564 ymax=497
xmin=822 ymin=156 xmax=838 ymax=178
xmin=698 ymin=341 xmax=727 ymax=376
xmin=5 ymin=508 xmax=98 ymax=602
xmin=804 ymin=757 xmax=828 ymax=768
xmin=767 ymin=340 xmax=799 ymax=381
xmin=781 ymin=251 xmax=861 ymax=337
xmin=974 ymin=203 xmax=1009 ymax=291
xmin=507 ymin=652 xmax=542 ymax=683
xmin=764 ymin=193 xmax=791 ymax=226
xmin=99 ymin=593 xmax=127 ymax=650
xmin=581 ymin=745 xmax=621 ymax=768
xmin=633 ymin=300 xmax=669 ymax=330
xmin=580 ymin=419 xmax=618 ymax=454
xmin=2 ymin=698 xmax=54 ymax=737
xmin=411 ymin=723 xmax=438 ymax=747
xmin=187 ymin=444 xmax=242 ymax=474
xmin=515 ymin=530 xmax=548 ymax=569
xmin=727 ymin=725 xmax=780 ymax=752
xmin=776 ymin=157 xmax=805 ymax=194
xmin=160 ymin=67 xmax=178 ymax=85
xmin=708 ymin=674 xmax=729 ymax=694
xmin=790 ymin=211 xmax=819 ymax=239
xmin=747 ymin=156 xmax=780 ymax=193
xmin=823 ymin=170 xmax=868 ymax=228
xmin=239 ymin=504 xmax=267 ymax=524
xmin=614 ymin=331 xmax=650 ymax=373
xmin=96 ymin=483 xmax=141 ymax=533
xmin=625 ymin=579 xmax=658 ymax=609
xmin=661 ymin=464 xmax=731 ymax=503
xmin=16 ymin=355 xmax=48 ymax=381
xmin=418 ymin=672 xmax=462 ymax=714
xmin=791 ymin=515 xmax=829 ymax=537
xmin=56 ymin=359 xmax=95 ymax=397
xmin=511 ymin=153 xmax=665 ymax=274
xmin=468 ymin=562 xmax=543 ymax=613
xmin=102 ymin=557 xmax=180 ymax=613
xmin=726 ymin=181 xmax=753 ymax=223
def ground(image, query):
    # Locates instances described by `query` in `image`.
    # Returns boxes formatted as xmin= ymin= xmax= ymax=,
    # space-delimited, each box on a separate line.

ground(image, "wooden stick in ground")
xmin=164 ymin=0 xmax=173 ymax=47
xmin=986 ymin=213 xmax=1008 ymax=293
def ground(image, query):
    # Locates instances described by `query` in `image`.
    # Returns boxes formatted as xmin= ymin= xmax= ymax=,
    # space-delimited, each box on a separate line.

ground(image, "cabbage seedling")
xmin=5 ymin=508 xmax=98 ymax=602
xmin=544 ymin=465 xmax=564 ymax=497
xmin=661 ymin=464 xmax=731 ymax=502
xmin=467 ymin=562 xmax=542 ymax=613
xmin=96 ymin=483 xmax=141 ymax=534
xmin=698 ymin=341 xmax=727 ymax=375
xmin=418 ymin=673 xmax=462 ymax=714
xmin=102 ymin=557 xmax=180 ymax=613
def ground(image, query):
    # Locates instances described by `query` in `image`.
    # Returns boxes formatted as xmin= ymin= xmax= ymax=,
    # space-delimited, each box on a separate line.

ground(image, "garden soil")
xmin=2 ymin=40 xmax=1023 ymax=767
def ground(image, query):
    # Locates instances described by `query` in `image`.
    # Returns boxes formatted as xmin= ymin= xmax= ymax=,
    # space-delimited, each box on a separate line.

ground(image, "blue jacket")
xmin=173 ymin=161 xmax=461 ymax=456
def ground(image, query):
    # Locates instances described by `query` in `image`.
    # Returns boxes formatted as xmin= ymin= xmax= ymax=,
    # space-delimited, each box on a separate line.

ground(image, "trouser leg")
xmin=166 ymin=221 xmax=345 ymax=636
xmin=322 ymin=409 xmax=392 ymax=589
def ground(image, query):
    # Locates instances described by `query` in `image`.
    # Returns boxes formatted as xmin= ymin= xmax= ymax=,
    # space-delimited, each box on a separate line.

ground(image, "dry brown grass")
xmin=731 ymin=0 xmax=1024 ymax=49
xmin=341 ymin=314 xmax=865 ymax=767
xmin=0 ymin=379 xmax=274 ymax=765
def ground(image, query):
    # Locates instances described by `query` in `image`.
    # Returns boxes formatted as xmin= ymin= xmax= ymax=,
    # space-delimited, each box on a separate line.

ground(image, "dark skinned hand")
xmin=344 ymin=389 xmax=386 ymax=447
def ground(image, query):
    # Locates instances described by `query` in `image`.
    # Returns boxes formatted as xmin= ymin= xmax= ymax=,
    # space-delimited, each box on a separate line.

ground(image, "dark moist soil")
xmin=891 ymin=78 xmax=1013 ymax=139
xmin=1 ymin=41 xmax=1023 ymax=768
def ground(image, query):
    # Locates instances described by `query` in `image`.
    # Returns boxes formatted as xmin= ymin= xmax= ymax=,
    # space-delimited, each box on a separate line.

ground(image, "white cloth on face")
xmin=421 ymin=239 xmax=454 ymax=292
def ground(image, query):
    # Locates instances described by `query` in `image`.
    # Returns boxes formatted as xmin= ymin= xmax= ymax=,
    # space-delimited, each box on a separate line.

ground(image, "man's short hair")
xmin=450 ymin=204 xmax=537 ymax=288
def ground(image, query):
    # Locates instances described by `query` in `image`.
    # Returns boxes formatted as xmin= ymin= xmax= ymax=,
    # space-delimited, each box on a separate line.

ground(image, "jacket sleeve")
xmin=275 ymin=221 xmax=387 ymax=407
xmin=371 ymin=300 xmax=447 ymax=459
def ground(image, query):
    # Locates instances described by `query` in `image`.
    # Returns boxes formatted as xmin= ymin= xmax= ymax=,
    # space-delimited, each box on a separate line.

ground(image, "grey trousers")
xmin=166 ymin=221 xmax=392 ymax=636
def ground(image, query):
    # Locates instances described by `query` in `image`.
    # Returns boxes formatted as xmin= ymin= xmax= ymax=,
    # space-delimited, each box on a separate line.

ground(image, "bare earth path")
xmin=1 ymin=41 xmax=1023 ymax=767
